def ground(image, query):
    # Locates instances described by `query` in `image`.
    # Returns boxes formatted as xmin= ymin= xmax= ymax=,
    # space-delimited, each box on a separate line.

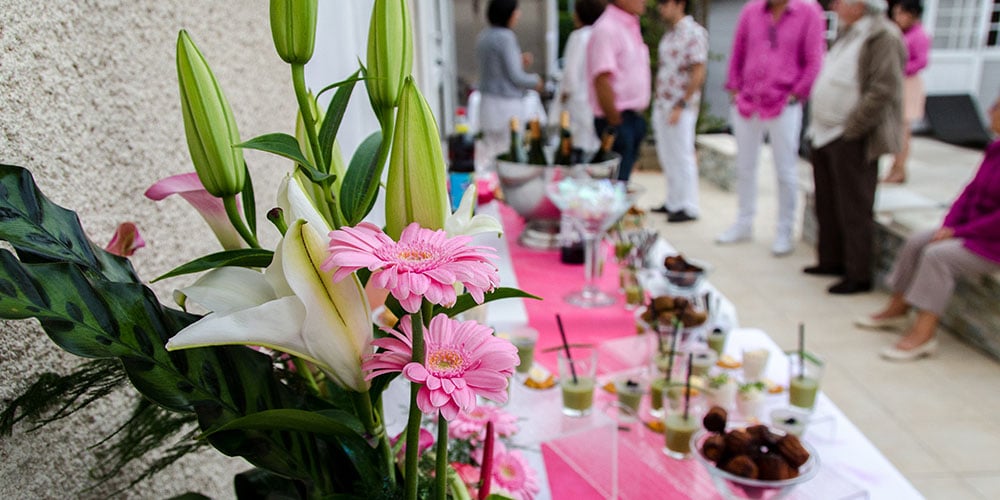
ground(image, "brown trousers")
xmin=810 ymin=137 xmax=879 ymax=282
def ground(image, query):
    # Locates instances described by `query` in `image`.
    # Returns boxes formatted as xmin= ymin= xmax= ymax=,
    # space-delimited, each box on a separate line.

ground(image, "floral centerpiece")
xmin=0 ymin=0 xmax=537 ymax=498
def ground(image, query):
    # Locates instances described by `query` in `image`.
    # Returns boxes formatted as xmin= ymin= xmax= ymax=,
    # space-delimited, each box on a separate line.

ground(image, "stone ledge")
xmin=696 ymin=134 xmax=738 ymax=191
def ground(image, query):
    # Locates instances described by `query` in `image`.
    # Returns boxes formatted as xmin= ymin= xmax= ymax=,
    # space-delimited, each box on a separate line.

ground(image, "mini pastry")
xmin=756 ymin=453 xmax=796 ymax=481
xmin=701 ymin=434 xmax=726 ymax=462
xmin=702 ymin=406 xmax=728 ymax=433
xmin=746 ymin=424 xmax=778 ymax=448
xmin=724 ymin=428 xmax=753 ymax=456
xmin=775 ymin=434 xmax=810 ymax=468
xmin=721 ymin=454 xmax=759 ymax=479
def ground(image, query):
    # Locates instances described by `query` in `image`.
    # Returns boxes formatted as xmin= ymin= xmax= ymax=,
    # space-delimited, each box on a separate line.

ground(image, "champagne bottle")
xmin=526 ymin=118 xmax=548 ymax=165
xmin=447 ymin=107 xmax=475 ymax=211
xmin=553 ymin=111 xmax=575 ymax=165
xmin=589 ymin=128 xmax=617 ymax=163
xmin=507 ymin=117 xmax=527 ymax=163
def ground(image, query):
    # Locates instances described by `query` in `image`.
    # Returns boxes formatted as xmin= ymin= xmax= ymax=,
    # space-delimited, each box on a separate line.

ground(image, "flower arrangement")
xmin=0 ymin=0 xmax=536 ymax=498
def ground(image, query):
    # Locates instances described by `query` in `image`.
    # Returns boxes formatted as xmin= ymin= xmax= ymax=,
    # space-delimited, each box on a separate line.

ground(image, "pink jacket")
xmin=944 ymin=140 xmax=1000 ymax=264
xmin=725 ymin=0 xmax=827 ymax=119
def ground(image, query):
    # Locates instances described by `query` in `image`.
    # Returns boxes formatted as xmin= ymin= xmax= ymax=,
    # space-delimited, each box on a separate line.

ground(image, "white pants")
xmin=730 ymin=103 xmax=802 ymax=238
xmin=652 ymin=105 xmax=699 ymax=216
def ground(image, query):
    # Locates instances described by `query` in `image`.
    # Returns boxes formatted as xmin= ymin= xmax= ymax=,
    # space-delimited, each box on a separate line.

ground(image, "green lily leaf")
xmin=152 ymin=248 xmax=274 ymax=282
xmin=295 ymin=163 xmax=337 ymax=185
xmin=240 ymin=162 xmax=257 ymax=239
xmin=0 ymin=167 xmax=386 ymax=492
xmin=202 ymin=408 xmax=365 ymax=441
xmin=340 ymin=131 xmax=384 ymax=225
xmin=318 ymin=70 xmax=360 ymax=167
xmin=236 ymin=133 xmax=314 ymax=169
xmin=0 ymin=165 xmax=137 ymax=283
xmin=433 ymin=287 xmax=541 ymax=319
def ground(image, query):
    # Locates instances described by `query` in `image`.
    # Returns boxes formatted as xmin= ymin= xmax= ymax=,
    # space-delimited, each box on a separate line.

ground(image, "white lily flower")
xmin=444 ymin=184 xmax=503 ymax=238
xmin=166 ymin=219 xmax=372 ymax=392
xmin=278 ymin=173 xmax=332 ymax=233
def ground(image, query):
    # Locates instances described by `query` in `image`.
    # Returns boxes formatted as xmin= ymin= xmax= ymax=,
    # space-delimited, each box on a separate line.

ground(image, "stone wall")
xmin=0 ymin=1 xmax=295 ymax=497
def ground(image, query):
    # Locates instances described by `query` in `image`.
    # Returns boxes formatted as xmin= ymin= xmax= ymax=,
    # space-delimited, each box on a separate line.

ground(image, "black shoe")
xmin=667 ymin=211 xmax=698 ymax=223
xmin=651 ymin=204 xmax=670 ymax=214
xmin=803 ymin=265 xmax=845 ymax=276
xmin=828 ymin=279 xmax=872 ymax=295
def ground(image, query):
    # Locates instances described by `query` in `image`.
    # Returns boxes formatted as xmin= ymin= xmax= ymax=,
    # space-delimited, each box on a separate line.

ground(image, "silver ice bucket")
xmin=496 ymin=154 xmax=621 ymax=249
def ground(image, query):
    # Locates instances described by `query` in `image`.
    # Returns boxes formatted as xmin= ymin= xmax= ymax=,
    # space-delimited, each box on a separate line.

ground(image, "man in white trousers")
xmin=717 ymin=0 xmax=827 ymax=255
xmin=651 ymin=0 xmax=707 ymax=223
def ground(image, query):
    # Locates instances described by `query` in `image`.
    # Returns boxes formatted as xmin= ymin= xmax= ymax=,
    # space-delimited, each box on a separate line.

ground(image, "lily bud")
xmin=269 ymin=0 xmax=317 ymax=65
xmin=384 ymin=78 xmax=449 ymax=239
xmin=365 ymin=0 xmax=413 ymax=118
xmin=176 ymin=30 xmax=246 ymax=197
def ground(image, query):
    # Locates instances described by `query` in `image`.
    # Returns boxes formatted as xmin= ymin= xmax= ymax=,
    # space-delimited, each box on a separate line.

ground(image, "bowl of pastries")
xmin=639 ymin=254 xmax=710 ymax=297
xmin=692 ymin=406 xmax=819 ymax=499
xmin=634 ymin=295 xmax=708 ymax=333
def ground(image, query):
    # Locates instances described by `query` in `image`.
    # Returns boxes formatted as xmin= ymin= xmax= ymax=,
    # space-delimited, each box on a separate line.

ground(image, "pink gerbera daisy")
xmin=490 ymin=448 xmax=540 ymax=500
xmin=362 ymin=314 xmax=519 ymax=420
xmin=323 ymin=221 xmax=499 ymax=313
xmin=450 ymin=405 xmax=519 ymax=442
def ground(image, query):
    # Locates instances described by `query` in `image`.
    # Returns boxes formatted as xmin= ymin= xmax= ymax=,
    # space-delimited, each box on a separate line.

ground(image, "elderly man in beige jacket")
xmin=805 ymin=0 xmax=906 ymax=295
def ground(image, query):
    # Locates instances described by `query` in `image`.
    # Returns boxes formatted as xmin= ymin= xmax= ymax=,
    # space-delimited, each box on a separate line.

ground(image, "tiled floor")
xmin=631 ymin=136 xmax=1000 ymax=500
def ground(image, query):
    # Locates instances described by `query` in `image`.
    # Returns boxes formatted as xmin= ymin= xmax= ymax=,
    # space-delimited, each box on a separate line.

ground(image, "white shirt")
xmin=808 ymin=17 xmax=873 ymax=149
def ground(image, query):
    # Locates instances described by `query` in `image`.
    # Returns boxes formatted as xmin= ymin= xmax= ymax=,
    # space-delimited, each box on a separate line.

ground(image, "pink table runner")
xmin=497 ymin=203 xmax=638 ymax=372
xmin=496 ymin=205 xmax=875 ymax=499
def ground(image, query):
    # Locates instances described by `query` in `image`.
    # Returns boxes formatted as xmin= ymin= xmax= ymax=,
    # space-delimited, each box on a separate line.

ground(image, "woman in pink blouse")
xmin=884 ymin=0 xmax=931 ymax=184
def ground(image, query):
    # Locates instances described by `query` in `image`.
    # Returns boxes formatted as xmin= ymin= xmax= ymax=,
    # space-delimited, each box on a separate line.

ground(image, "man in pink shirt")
xmin=586 ymin=0 xmax=651 ymax=181
xmin=716 ymin=0 xmax=826 ymax=256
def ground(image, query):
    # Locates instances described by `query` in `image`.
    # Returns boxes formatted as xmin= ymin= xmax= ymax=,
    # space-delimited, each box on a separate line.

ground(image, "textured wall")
xmin=0 ymin=1 xmax=298 ymax=497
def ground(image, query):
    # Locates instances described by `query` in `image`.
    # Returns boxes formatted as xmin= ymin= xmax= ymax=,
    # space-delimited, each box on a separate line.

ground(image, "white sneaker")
xmin=715 ymin=224 xmax=752 ymax=244
xmin=771 ymin=235 xmax=793 ymax=256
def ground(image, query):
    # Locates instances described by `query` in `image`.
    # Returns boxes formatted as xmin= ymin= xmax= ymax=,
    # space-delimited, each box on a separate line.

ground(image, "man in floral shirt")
xmin=651 ymin=0 xmax=708 ymax=223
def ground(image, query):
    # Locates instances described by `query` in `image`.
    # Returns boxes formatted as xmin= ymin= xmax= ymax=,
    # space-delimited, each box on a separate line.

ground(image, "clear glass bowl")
xmin=638 ymin=258 xmax=711 ymax=297
xmin=690 ymin=429 xmax=820 ymax=499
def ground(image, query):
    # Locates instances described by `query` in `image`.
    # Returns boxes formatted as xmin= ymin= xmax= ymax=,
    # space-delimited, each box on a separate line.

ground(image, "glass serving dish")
xmin=638 ymin=257 xmax=711 ymax=297
xmin=690 ymin=429 xmax=820 ymax=500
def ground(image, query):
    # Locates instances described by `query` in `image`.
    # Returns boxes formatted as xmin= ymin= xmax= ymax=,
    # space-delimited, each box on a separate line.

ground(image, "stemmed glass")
xmin=546 ymin=176 xmax=636 ymax=307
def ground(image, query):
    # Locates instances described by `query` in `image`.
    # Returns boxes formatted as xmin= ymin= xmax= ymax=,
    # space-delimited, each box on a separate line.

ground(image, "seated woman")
xmin=856 ymin=94 xmax=1000 ymax=361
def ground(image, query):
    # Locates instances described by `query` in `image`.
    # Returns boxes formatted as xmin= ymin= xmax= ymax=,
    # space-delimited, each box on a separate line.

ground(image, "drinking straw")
xmin=665 ymin=318 xmax=681 ymax=382
xmin=798 ymin=322 xmax=805 ymax=380
xmin=683 ymin=352 xmax=694 ymax=420
xmin=556 ymin=314 xmax=578 ymax=384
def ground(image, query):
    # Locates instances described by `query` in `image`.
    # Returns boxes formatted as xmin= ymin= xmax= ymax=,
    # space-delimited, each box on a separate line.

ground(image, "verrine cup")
xmin=664 ymin=406 xmax=702 ymax=459
xmin=558 ymin=346 xmax=598 ymax=417
xmin=787 ymin=351 xmax=824 ymax=411
xmin=507 ymin=327 xmax=538 ymax=375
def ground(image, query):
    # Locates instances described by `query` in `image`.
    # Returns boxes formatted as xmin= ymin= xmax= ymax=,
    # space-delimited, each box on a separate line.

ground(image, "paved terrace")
xmin=630 ymin=135 xmax=999 ymax=499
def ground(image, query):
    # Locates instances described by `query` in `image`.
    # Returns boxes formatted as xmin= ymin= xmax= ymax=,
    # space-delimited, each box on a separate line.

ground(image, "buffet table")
xmin=385 ymin=202 xmax=921 ymax=499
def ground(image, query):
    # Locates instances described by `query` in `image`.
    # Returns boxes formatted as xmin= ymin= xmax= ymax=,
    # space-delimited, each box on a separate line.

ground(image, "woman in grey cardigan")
xmin=476 ymin=0 xmax=544 ymax=170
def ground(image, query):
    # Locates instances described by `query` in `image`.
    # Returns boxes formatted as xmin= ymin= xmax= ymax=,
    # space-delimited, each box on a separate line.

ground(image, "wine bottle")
xmin=553 ymin=111 xmax=574 ymax=165
xmin=447 ymin=107 xmax=475 ymax=211
xmin=589 ymin=129 xmax=616 ymax=163
xmin=507 ymin=117 xmax=527 ymax=163
xmin=526 ymin=118 xmax=547 ymax=165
